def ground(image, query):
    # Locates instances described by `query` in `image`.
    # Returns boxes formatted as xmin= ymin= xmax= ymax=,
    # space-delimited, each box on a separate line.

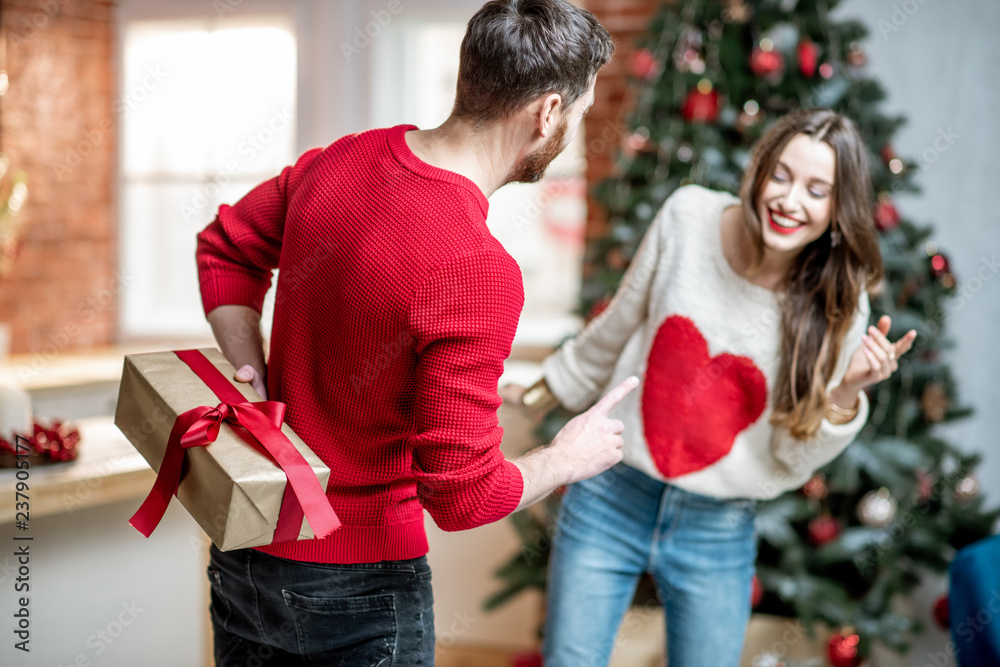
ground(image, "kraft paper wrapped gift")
xmin=114 ymin=347 xmax=340 ymax=551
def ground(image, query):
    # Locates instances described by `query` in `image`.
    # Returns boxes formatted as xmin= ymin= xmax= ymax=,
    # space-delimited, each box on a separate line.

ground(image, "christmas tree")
xmin=487 ymin=1 xmax=999 ymax=664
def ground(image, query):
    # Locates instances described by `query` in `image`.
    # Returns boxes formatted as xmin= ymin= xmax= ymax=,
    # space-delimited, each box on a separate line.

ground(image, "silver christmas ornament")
xmin=955 ymin=475 xmax=980 ymax=502
xmin=857 ymin=487 xmax=897 ymax=527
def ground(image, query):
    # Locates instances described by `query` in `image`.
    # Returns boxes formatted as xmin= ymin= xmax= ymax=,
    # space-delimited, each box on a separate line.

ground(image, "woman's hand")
xmin=499 ymin=383 xmax=527 ymax=406
xmin=832 ymin=315 xmax=916 ymax=405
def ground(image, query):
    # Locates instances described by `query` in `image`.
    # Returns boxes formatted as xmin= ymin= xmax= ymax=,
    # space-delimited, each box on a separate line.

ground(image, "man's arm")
xmin=206 ymin=305 xmax=268 ymax=399
xmin=196 ymin=148 xmax=323 ymax=395
xmin=407 ymin=247 xmax=640 ymax=529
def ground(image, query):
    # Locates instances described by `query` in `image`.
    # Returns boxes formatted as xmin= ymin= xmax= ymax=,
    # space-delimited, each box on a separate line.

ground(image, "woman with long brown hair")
xmin=515 ymin=108 xmax=917 ymax=665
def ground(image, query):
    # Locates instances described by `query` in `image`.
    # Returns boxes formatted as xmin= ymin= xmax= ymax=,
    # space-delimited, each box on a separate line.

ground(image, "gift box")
xmin=114 ymin=347 xmax=340 ymax=551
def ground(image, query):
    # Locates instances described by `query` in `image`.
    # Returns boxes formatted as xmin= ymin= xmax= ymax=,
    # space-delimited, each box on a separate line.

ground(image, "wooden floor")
xmin=436 ymin=644 xmax=535 ymax=667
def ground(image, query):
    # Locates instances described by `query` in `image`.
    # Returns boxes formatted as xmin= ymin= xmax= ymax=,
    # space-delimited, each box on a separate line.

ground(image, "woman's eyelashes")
xmin=769 ymin=172 xmax=829 ymax=199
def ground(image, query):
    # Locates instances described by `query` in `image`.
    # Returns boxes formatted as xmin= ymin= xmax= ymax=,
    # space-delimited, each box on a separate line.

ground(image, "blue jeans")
xmin=543 ymin=463 xmax=757 ymax=667
xmin=207 ymin=544 xmax=435 ymax=666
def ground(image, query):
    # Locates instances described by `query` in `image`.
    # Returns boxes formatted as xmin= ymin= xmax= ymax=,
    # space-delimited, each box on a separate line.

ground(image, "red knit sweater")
xmin=196 ymin=124 xmax=526 ymax=563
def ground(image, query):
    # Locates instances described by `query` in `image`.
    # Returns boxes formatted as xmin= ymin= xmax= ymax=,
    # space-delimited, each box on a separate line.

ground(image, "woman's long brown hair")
xmin=738 ymin=109 xmax=883 ymax=440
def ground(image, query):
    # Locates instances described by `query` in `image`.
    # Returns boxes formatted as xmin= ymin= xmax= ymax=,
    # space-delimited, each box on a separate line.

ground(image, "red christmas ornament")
xmin=916 ymin=469 xmax=935 ymax=502
xmin=797 ymin=39 xmax=819 ymax=78
xmin=881 ymin=144 xmax=896 ymax=164
xmin=751 ymin=574 xmax=764 ymax=607
xmin=874 ymin=198 xmax=900 ymax=231
xmin=750 ymin=46 xmax=785 ymax=78
xmin=808 ymin=515 xmax=841 ymax=546
xmin=827 ymin=630 xmax=862 ymax=667
xmin=682 ymin=80 xmax=720 ymax=123
xmin=513 ymin=651 xmax=543 ymax=667
xmin=933 ymin=594 xmax=950 ymax=630
xmin=930 ymin=253 xmax=950 ymax=278
xmin=630 ymin=48 xmax=659 ymax=80
xmin=802 ymin=473 xmax=829 ymax=500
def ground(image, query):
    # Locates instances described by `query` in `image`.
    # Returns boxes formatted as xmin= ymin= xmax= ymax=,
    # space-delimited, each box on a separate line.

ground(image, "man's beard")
xmin=505 ymin=117 xmax=569 ymax=185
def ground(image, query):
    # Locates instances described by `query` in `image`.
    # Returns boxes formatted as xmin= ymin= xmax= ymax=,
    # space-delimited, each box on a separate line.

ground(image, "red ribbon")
xmin=129 ymin=349 xmax=341 ymax=543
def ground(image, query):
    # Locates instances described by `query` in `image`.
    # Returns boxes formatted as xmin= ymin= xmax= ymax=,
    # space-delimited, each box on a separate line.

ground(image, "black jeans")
xmin=207 ymin=544 xmax=435 ymax=666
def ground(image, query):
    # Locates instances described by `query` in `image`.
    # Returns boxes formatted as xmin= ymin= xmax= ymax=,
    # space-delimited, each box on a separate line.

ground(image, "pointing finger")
xmin=590 ymin=376 xmax=640 ymax=417
xmin=893 ymin=330 xmax=918 ymax=357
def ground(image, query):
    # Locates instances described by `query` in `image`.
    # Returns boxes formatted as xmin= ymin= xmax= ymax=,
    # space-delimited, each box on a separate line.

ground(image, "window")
xmin=119 ymin=11 xmax=297 ymax=338
xmin=117 ymin=1 xmax=586 ymax=349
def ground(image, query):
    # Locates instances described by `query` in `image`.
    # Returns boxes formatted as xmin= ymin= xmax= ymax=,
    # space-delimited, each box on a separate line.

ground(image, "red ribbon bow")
xmin=129 ymin=349 xmax=341 ymax=544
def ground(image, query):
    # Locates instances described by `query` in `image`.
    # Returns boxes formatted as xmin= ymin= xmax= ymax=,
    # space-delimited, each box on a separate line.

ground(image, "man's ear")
xmin=536 ymin=92 xmax=563 ymax=138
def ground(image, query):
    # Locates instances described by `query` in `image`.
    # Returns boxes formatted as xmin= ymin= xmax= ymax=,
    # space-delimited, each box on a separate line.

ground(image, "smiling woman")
xmin=758 ymin=134 xmax=836 ymax=240
xmin=731 ymin=109 xmax=887 ymax=440
xmin=525 ymin=107 xmax=918 ymax=667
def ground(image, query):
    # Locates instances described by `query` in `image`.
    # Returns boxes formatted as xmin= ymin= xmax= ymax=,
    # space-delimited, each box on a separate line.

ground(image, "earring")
xmin=830 ymin=229 xmax=841 ymax=248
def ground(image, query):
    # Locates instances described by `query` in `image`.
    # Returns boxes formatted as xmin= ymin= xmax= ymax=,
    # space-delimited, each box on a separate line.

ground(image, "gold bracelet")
xmin=826 ymin=398 xmax=858 ymax=425
xmin=522 ymin=378 xmax=560 ymax=414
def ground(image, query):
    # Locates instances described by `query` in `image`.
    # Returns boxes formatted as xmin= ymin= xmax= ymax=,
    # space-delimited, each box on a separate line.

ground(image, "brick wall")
xmin=0 ymin=0 xmax=116 ymax=357
xmin=581 ymin=0 xmax=658 ymax=280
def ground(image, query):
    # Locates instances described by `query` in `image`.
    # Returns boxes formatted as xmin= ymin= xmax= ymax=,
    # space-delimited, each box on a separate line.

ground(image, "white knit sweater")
xmin=543 ymin=185 xmax=870 ymax=499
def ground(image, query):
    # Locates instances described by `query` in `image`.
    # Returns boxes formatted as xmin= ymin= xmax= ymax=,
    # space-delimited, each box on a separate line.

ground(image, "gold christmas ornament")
xmin=921 ymin=382 xmax=949 ymax=423
xmin=722 ymin=0 xmax=752 ymax=24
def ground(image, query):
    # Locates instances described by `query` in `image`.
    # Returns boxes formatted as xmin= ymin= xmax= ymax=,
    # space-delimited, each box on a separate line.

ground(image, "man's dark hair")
xmin=453 ymin=0 xmax=615 ymax=124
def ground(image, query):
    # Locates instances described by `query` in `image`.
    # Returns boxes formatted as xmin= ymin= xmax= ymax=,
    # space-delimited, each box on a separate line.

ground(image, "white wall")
xmin=0 ymin=499 xmax=207 ymax=667
xmin=835 ymin=2 xmax=1000 ymax=665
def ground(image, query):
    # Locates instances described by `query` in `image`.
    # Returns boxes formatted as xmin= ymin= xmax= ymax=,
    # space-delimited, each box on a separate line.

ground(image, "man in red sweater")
xmin=197 ymin=1 xmax=633 ymax=664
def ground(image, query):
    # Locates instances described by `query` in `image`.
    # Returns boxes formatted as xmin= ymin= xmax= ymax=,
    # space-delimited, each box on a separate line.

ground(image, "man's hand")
xmin=547 ymin=376 xmax=636 ymax=484
xmin=235 ymin=364 xmax=268 ymax=401
xmin=206 ymin=305 xmax=269 ymax=400
xmin=512 ymin=376 xmax=638 ymax=510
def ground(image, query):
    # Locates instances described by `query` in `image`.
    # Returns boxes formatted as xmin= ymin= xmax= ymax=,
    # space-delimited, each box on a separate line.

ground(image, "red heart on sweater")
xmin=642 ymin=315 xmax=767 ymax=478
